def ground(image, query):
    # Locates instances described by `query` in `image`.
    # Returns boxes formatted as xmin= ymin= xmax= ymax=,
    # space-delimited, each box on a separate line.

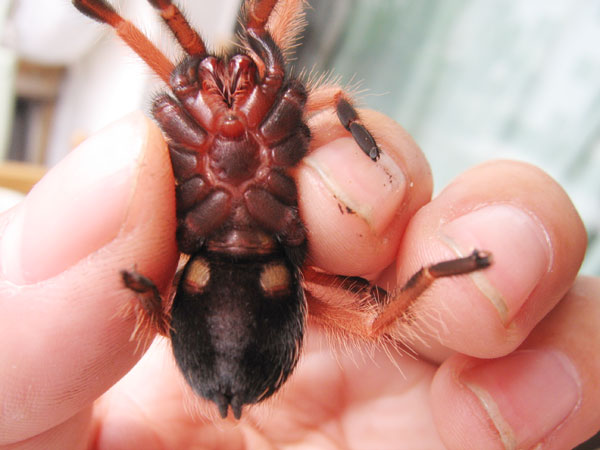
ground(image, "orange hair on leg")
xmin=73 ymin=0 xmax=174 ymax=83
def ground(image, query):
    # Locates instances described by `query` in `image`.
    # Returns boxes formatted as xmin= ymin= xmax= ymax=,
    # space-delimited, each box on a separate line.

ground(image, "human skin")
xmin=0 ymin=112 xmax=597 ymax=449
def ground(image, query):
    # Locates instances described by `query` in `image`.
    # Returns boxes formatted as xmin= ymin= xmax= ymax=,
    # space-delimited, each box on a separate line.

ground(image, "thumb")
xmin=0 ymin=113 xmax=178 ymax=445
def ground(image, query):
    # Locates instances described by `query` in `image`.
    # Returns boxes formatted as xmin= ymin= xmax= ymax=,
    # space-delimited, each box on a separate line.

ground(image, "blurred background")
xmin=1 ymin=0 xmax=598 ymax=275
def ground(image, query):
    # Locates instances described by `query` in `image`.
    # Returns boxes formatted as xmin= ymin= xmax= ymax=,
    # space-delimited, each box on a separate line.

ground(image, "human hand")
xmin=0 ymin=112 xmax=597 ymax=449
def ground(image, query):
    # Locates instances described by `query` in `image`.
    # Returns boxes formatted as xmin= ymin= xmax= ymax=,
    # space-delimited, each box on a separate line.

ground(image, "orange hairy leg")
xmin=304 ymin=250 xmax=492 ymax=339
xmin=72 ymin=0 xmax=174 ymax=82
xmin=146 ymin=0 xmax=206 ymax=55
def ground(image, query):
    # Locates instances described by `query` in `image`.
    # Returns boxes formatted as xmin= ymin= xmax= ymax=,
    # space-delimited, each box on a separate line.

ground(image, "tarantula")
xmin=72 ymin=0 xmax=490 ymax=419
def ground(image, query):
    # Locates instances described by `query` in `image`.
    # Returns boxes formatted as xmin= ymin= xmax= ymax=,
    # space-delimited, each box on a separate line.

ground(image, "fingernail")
xmin=302 ymin=137 xmax=406 ymax=233
xmin=461 ymin=350 xmax=581 ymax=450
xmin=1 ymin=113 xmax=148 ymax=284
xmin=441 ymin=205 xmax=551 ymax=324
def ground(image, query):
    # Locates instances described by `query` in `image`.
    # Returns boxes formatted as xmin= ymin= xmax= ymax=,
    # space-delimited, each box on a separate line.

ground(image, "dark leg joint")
xmin=122 ymin=270 xmax=161 ymax=304
xmin=369 ymin=249 xmax=492 ymax=335
xmin=335 ymin=97 xmax=381 ymax=161
xmin=72 ymin=0 xmax=120 ymax=26
xmin=349 ymin=123 xmax=380 ymax=161
xmin=429 ymin=250 xmax=492 ymax=278
xmin=121 ymin=269 xmax=170 ymax=337
xmin=146 ymin=0 xmax=206 ymax=55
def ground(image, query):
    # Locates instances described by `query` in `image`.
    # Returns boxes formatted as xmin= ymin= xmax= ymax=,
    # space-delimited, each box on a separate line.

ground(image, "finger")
xmin=93 ymin=330 xmax=445 ymax=449
xmin=93 ymin=340 xmax=243 ymax=449
xmin=254 ymin=329 xmax=444 ymax=449
xmin=389 ymin=160 xmax=586 ymax=359
xmin=1 ymin=408 xmax=92 ymax=450
xmin=297 ymin=109 xmax=432 ymax=276
xmin=431 ymin=276 xmax=600 ymax=450
xmin=0 ymin=113 xmax=178 ymax=445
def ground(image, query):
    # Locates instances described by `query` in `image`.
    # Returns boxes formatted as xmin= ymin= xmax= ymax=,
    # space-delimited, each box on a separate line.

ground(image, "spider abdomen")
xmin=171 ymin=252 xmax=306 ymax=420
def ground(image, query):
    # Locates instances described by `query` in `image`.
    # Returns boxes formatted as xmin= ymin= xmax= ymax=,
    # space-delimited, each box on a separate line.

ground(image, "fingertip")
xmin=298 ymin=109 xmax=432 ymax=275
xmin=0 ymin=113 xmax=179 ymax=443
xmin=394 ymin=160 xmax=586 ymax=357
xmin=296 ymin=136 xmax=404 ymax=275
xmin=112 ymin=112 xmax=179 ymax=292
xmin=1 ymin=112 xmax=177 ymax=286
xmin=433 ymin=345 xmax=585 ymax=450
xmin=431 ymin=356 xmax=501 ymax=450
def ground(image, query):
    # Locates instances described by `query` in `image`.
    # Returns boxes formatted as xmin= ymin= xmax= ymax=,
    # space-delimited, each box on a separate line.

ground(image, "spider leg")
xmin=305 ymin=85 xmax=381 ymax=161
xmin=370 ymin=250 xmax=491 ymax=335
xmin=303 ymin=270 xmax=385 ymax=337
xmin=304 ymin=250 xmax=492 ymax=339
xmin=335 ymin=95 xmax=381 ymax=161
xmin=146 ymin=0 xmax=206 ymax=55
xmin=120 ymin=269 xmax=172 ymax=343
xmin=72 ymin=0 xmax=174 ymax=82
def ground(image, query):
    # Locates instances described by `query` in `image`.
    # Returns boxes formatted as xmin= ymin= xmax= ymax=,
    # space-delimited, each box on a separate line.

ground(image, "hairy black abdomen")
xmin=170 ymin=252 xmax=305 ymax=419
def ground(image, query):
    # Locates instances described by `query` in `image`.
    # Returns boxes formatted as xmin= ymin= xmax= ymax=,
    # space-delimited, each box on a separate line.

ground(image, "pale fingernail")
xmin=302 ymin=137 xmax=406 ymax=233
xmin=1 ymin=113 xmax=148 ymax=284
xmin=441 ymin=205 xmax=551 ymax=324
xmin=461 ymin=350 xmax=581 ymax=450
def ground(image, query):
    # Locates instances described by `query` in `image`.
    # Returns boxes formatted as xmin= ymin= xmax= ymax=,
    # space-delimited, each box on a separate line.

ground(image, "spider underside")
xmin=73 ymin=0 xmax=491 ymax=420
